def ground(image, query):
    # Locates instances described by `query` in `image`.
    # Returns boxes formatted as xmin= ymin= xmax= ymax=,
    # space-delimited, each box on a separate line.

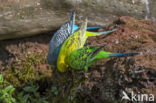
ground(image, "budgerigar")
xmin=57 ymin=19 xmax=88 ymax=72
xmin=47 ymin=10 xmax=76 ymax=66
xmin=57 ymin=19 xmax=117 ymax=72
xmin=67 ymin=46 xmax=139 ymax=71
xmin=47 ymin=10 xmax=116 ymax=67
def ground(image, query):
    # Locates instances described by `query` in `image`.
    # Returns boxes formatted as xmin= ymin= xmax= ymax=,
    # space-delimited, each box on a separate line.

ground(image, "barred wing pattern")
xmin=47 ymin=11 xmax=76 ymax=66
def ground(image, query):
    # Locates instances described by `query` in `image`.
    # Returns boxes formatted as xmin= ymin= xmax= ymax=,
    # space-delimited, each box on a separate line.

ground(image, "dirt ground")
xmin=0 ymin=16 xmax=156 ymax=103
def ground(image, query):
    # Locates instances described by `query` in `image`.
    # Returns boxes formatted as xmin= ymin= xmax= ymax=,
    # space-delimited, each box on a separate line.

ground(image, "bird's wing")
xmin=68 ymin=46 xmax=98 ymax=70
xmin=47 ymin=10 xmax=76 ymax=66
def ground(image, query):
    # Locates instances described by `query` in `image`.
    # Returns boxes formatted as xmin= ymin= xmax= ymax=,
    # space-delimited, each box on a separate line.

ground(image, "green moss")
xmin=1 ymin=49 xmax=86 ymax=103
xmin=3 ymin=50 xmax=51 ymax=87
xmin=44 ymin=69 xmax=86 ymax=103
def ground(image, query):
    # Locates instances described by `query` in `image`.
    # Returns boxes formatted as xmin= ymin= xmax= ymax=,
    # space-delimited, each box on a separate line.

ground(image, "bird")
xmin=66 ymin=46 xmax=140 ymax=71
xmin=48 ymin=10 xmax=117 ymax=67
xmin=57 ymin=18 xmax=118 ymax=72
xmin=47 ymin=10 xmax=76 ymax=66
xmin=57 ymin=19 xmax=88 ymax=72
xmin=57 ymin=19 xmax=118 ymax=72
xmin=47 ymin=10 xmax=113 ymax=67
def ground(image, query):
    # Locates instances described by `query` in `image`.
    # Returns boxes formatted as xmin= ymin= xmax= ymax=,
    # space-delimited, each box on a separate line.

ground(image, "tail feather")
xmin=70 ymin=10 xmax=76 ymax=33
xmin=87 ymin=26 xmax=104 ymax=30
xmin=110 ymin=52 xmax=139 ymax=57
xmin=85 ymin=28 xmax=117 ymax=37
xmin=91 ymin=50 xmax=140 ymax=66
xmin=98 ymin=29 xmax=117 ymax=35
xmin=73 ymin=25 xmax=104 ymax=33
xmin=70 ymin=10 xmax=76 ymax=21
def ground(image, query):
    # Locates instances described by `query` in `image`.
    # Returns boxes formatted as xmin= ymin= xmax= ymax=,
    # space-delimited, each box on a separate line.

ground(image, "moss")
xmin=3 ymin=50 xmax=52 ymax=87
xmin=44 ymin=69 xmax=86 ymax=103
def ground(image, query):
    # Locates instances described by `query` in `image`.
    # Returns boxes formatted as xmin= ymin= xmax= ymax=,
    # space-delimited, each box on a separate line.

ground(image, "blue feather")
xmin=87 ymin=26 xmax=104 ymax=29
xmin=47 ymin=10 xmax=76 ymax=66
xmin=110 ymin=52 xmax=139 ymax=57
xmin=72 ymin=25 xmax=79 ymax=33
xmin=72 ymin=25 xmax=104 ymax=33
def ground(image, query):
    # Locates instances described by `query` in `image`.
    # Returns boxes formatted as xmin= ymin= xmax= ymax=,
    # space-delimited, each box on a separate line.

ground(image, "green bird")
xmin=66 ymin=46 xmax=139 ymax=71
xmin=57 ymin=19 xmax=88 ymax=72
xmin=57 ymin=19 xmax=117 ymax=72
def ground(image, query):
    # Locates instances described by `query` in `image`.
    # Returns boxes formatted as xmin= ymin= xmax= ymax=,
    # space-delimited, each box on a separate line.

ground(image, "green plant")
xmin=16 ymin=81 xmax=49 ymax=103
xmin=0 ymin=74 xmax=16 ymax=103
xmin=51 ymin=86 xmax=59 ymax=96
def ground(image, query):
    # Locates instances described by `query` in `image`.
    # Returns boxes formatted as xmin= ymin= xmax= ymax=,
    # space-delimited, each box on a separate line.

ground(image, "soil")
xmin=0 ymin=16 xmax=156 ymax=103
